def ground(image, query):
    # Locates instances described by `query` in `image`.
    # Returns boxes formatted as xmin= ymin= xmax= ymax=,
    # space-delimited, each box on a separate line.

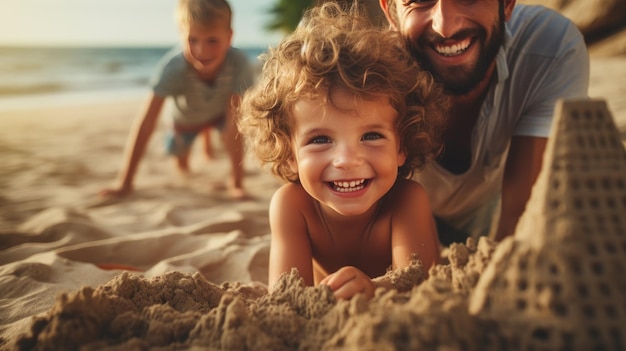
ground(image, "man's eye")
xmin=403 ymin=0 xmax=435 ymax=6
xmin=362 ymin=132 xmax=383 ymax=141
xmin=309 ymin=135 xmax=331 ymax=144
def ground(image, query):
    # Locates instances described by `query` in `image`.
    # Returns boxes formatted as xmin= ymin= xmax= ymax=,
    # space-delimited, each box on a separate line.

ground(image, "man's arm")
xmin=494 ymin=7 xmax=589 ymax=241
xmin=494 ymin=135 xmax=547 ymax=241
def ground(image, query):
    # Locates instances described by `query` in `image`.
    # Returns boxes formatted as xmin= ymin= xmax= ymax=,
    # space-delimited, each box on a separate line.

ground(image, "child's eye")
xmin=362 ymin=132 xmax=383 ymax=141
xmin=308 ymin=135 xmax=331 ymax=144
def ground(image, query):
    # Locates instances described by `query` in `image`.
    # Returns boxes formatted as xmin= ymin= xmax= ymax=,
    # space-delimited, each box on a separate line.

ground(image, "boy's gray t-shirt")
xmin=151 ymin=47 xmax=255 ymax=127
xmin=413 ymin=5 xmax=590 ymax=238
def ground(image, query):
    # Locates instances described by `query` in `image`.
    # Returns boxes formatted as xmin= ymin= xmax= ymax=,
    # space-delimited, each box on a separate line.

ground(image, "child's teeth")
xmin=333 ymin=179 xmax=366 ymax=192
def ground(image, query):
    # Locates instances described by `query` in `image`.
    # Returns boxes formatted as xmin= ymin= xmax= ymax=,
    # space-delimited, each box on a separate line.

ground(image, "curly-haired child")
xmin=239 ymin=2 xmax=448 ymax=300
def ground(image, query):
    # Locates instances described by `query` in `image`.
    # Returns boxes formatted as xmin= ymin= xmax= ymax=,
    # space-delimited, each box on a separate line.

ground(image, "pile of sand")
xmin=16 ymin=238 xmax=496 ymax=351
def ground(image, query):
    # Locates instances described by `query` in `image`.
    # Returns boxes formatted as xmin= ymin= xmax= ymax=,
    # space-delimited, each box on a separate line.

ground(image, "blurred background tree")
xmin=265 ymin=0 xmax=386 ymax=35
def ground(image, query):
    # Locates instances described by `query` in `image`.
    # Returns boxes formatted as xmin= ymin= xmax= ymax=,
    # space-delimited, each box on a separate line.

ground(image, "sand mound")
xmin=15 ymin=237 xmax=496 ymax=351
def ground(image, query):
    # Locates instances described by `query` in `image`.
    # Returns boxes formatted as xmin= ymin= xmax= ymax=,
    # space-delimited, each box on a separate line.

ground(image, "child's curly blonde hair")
xmin=239 ymin=2 xmax=447 ymax=183
xmin=176 ymin=0 xmax=232 ymax=29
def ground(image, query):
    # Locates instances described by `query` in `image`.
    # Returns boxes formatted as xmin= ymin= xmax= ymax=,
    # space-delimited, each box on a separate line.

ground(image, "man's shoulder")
xmin=508 ymin=4 xmax=583 ymax=55
xmin=510 ymin=4 xmax=573 ymax=28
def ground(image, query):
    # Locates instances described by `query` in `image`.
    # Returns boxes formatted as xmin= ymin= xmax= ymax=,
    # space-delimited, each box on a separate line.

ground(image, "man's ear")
xmin=379 ymin=0 xmax=398 ymax=29
xmin=503 ymin=0 xmax=516 ymax=21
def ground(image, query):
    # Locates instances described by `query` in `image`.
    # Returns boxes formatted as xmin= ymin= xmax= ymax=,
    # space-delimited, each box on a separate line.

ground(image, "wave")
xmin=0 ymin=46 xmax=266 ymax=98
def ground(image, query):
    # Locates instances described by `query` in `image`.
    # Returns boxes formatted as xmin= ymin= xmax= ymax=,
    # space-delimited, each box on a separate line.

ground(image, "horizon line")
xmin=0 ymin=42 xmax=275 ymax=50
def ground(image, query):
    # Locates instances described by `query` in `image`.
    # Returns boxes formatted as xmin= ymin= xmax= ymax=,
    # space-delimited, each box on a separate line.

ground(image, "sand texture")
xmin=1 ymin=57 xmax=625 ymax=350
xmin=15 ymin=239 xmax=495 ymax=351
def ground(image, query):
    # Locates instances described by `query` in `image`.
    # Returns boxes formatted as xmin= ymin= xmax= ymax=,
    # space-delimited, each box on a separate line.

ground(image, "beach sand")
xmin=1 ymin=56 xmax=625 ymax=350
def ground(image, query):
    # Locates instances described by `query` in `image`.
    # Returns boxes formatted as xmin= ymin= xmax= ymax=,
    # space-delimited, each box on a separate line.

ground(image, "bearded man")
xmin=380 ymin=0 xmax=589 ymax=244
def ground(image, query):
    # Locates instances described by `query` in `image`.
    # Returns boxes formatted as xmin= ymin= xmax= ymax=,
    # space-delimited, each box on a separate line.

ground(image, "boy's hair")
xmin=176 ymin=0 xmax=232 ymax=29
xmin=239 ymin=2 xmax=447 ymax=183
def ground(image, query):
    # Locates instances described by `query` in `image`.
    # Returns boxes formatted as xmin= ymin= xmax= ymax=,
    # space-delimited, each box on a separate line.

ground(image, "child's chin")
xmin=194 ymin=65 xmax=217 ymax=76
xmin=195 ymin=64 xmax=212 ymax=72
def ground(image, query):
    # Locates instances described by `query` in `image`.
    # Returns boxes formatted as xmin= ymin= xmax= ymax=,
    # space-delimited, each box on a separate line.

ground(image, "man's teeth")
xmin=332 ymin=179 xmax=366 ymax=192
xmin=435 ymin=39 xmax=471 ymax=56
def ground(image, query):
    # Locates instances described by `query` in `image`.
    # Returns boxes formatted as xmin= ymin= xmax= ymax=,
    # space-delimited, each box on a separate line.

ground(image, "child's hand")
xmin=320 ymin=266 xmax=375 ymax=300
xmin=99 ymin=185 xmax=132 ymax=198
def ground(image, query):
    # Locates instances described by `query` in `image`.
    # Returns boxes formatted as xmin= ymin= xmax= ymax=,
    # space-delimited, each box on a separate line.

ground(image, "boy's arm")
xmin=100 ymin=93 xmax=165 ymax=197
xmin=268 ymin=183 xmax=314 ymax=287
xmin=321 ymin=180 xmax=439 ymax=300
xmin=392 ymin=180 xmax=440 ymax=268
xmin=344 ymin=181 xmax=438 ymax=296
xmin=378 ymin=179 xmax=439 ymax=289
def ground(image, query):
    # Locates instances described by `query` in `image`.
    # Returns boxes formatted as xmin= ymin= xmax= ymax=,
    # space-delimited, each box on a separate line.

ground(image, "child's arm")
xmin=100 ymin=93 xmax=165 ymax=197
xmin=321 ymin=180 xmax=439 ymax=300
xmin=268 ymin=183 xmax=315 ymax=287
xmin=389 ymin=179 xmax=440 ymax=275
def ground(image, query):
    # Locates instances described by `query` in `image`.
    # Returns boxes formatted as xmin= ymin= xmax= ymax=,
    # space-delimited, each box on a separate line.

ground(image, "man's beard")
xmin=407 ymin=18 xmax=505 ymax=96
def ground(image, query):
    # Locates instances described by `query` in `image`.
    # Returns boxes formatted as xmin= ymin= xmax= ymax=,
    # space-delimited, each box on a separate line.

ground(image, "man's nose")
xmin=431 ymin=0 xmax=464 ymax=39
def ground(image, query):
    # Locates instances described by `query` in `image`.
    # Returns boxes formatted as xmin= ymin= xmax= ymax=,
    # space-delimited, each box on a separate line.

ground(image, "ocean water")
xmin=0 ymin=46 xmax=267 ymax=110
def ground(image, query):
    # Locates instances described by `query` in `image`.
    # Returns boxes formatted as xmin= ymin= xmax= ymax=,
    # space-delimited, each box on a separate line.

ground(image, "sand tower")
xmin=469 ymin=99 xmax=626 ymax=350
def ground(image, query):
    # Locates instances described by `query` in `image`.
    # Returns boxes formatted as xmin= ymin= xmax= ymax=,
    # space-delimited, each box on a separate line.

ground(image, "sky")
xmin=0 ymin=0 xmax=285 ymax=48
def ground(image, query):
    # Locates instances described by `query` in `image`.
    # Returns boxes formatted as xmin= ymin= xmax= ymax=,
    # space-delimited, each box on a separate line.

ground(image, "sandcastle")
xmin=14 ymin=99 xmax=626 ymax=350
xmin=470 ymin=99 xmax=626 ymax=350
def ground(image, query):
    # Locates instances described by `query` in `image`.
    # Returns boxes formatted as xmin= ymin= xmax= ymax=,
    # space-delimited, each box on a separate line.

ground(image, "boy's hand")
xmin=99 ymin=184 xmax=132 ymax=198
xmin=320 ymin=266 xmax=375 ymax=300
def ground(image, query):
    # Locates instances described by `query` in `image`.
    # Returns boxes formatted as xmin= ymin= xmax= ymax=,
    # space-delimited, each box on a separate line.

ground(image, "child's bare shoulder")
xmin=271 ymin=182 xmax=315 ymax=211
xmin=269 ymin=183 xmax=320 ymax=233
xmin=384 ymin=179 xmax=428 ymax=207
xmin=273 ymin=182 xmax=308 ymax=199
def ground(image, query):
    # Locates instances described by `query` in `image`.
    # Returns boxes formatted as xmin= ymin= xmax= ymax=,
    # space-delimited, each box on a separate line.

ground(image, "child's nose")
xmin=194 ymin=43 xmax=210 ymax=57
xmin=332 ymin=143 xmax=363 ymax=169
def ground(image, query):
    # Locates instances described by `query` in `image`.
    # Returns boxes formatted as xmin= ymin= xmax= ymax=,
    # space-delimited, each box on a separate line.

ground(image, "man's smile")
xmin=433 ymin=37 xmax=473 ymax=57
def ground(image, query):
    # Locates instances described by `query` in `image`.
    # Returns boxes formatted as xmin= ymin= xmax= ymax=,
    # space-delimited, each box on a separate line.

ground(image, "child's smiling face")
xmin=289 ymin=87 xmax=407 ymax=216
xmin=180 ymin=21 xmax=232 ymax=79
